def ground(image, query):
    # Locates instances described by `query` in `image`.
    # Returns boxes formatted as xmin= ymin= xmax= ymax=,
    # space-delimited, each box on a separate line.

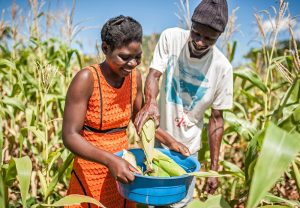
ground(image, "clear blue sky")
xmin=1 ymin=0 xmax=300 ymax=66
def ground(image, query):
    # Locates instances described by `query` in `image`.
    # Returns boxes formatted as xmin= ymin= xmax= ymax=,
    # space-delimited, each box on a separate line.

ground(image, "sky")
xmin=1 ymin=0 xmax=300 ymax=66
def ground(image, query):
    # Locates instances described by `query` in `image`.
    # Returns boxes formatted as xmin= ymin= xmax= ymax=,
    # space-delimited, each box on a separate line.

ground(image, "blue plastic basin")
xmin=114 ymin=148 xmax=200 ymax=206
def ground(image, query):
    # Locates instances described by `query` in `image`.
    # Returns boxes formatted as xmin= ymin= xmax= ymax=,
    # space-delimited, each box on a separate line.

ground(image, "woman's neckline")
xmin=98 ymin=63 xmax=126 ymax=90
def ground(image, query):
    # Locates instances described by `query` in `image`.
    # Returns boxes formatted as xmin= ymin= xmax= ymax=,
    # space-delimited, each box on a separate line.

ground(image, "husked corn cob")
xmin=148 ymin=163 xmax=170 ymax=177
xmin=126 ymin=119 xmax=187 ymax=177
xmin=153 ymin=149 xmax=186 ymax=176
xmin=140 ymin=119 xmax=156 ymax=170
xmin=126 ymin=120 xmax=140 ymax=145
xmin=122 ymin=150 xmax=142 ymax=174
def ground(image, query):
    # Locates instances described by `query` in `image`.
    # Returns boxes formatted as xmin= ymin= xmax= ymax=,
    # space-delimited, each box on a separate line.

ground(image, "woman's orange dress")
xmin=66 ymin=64 xmax=137 ymax=208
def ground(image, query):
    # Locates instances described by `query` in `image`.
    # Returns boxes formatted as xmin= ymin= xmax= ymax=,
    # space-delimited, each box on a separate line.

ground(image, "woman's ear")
xmin=102 ymin=42 xmax=110 ymax=55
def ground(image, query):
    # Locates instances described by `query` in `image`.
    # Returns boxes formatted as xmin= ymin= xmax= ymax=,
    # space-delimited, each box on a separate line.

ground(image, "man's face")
xmin=189 ymin=22 xmax=222 ymax=58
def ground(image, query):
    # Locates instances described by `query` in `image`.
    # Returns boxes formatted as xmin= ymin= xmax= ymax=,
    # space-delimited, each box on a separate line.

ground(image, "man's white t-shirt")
xmin=150 ymin=27 xmax=233 ymax=154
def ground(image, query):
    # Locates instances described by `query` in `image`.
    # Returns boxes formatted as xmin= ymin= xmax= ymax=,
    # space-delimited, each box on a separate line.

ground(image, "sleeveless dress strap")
xmin=82 ymin=65 xmax=133 ymax=133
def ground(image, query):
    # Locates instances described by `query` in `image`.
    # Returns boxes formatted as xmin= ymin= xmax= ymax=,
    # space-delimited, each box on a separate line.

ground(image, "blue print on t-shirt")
xmin=166 ymin=56 xmax=208 ymax=111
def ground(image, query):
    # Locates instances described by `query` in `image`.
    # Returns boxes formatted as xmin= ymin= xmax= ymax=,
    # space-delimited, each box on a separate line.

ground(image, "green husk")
xmin=126 ymin=120 xmax=140 ymax=145
xmin=153 ymin=149 xmax=187 ymax=176
xmin=140 ymin=119 xmax=156 ymax=170
xmin=148 ymin=162 xmax=170 ymax=177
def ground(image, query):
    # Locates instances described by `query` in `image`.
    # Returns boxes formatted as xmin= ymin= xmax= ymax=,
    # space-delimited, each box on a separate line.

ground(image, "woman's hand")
xmin=107 ymin=155 xmax=140 ymax=184
xmin=169 ymin=141 xmax=190 ymax=157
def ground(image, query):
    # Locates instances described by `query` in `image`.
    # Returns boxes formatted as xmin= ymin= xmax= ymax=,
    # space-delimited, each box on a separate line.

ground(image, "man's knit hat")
xmin=191 ymin=0 xmax=228 ymax=32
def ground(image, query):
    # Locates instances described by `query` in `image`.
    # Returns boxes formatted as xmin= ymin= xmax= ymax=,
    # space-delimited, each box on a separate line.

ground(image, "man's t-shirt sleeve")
xmin=211 ymin=66 xmax=233 ymax=110
xmin=149 ymin=30 xmax=169 ymax=73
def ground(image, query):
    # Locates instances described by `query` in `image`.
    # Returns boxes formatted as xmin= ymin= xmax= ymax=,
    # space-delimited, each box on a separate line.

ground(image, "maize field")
xmin=0 ymin=0 xmax=300 ymax=207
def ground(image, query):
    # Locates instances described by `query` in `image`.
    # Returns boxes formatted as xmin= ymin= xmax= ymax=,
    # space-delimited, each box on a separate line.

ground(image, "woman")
xmin=62 ymin=15 xmax=143 ymax=208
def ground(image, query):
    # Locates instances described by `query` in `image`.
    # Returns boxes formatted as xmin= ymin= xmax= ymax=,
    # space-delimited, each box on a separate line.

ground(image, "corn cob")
xmin=153 ymin=149 xmax=186 ymax=176
xmin=122 ymin=149 xmax=142 ymax=174
xmin=126 ymin=119 xmax=187 ymax=177
xmin=148 ymin=162 xmax=170 ymax=177
xmin=139 ymin=119 xmax=156 ymax=170
xmin=126 ymin=120 xmax=140 ymax=145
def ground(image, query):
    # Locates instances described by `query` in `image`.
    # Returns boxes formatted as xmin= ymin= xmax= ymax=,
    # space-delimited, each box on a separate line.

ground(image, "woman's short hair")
xmin=101 ymin=15 xmax=143 ymax=51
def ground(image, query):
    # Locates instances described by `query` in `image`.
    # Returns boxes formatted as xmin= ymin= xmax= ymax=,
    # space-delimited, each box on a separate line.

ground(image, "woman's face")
xmin=105 ymin=41 xmax=142 ymax=77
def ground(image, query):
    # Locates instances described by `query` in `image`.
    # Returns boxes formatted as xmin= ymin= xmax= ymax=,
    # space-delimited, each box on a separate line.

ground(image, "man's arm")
xmin=156 ymin=128 xmax=190 ymax=156
xmin=132 ymin=70 xmax=143 ymax=121
xmin=134 ymin=68 xmax=162 ymax=134
xmin=204 ymin=108 xmax=224 ymax=194
xmin=208 ymin=109 xmax=224 ymax=170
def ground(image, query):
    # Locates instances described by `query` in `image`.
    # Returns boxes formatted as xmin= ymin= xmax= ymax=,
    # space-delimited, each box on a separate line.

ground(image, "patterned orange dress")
xmin=66 ymin=64 xmax=137 ymax=208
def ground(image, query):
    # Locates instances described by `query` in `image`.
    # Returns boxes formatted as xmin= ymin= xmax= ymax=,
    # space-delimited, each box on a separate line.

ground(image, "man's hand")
xmin=134 ymin=101 xmax=160 ymax=134
xmin=169 ymin=141 xmax=190 ymax=157
xmin=204 ymin=177 xmax=218 ymax=194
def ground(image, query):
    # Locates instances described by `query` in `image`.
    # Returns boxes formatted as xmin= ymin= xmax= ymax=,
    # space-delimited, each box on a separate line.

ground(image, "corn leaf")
xmin=291 ymin=161 xmax=300 ymax=193
xmin=38 ymin=170 xmax=47 ymax=198
xmin=0 ymin=114 xmax=3 ymax=165
xmin=0 ymin=114 xmax=6 ymax=206
xmin=187 ymin=194 xmax=231 ymax=208
xmin=2 ymin=97 xmax=25 ymax=111
xmin=27 ymin=126 xmax=46 ymax=144
xmin=3 ymin=159 xmax=17 ymax=186
xmin=246 ymin=123 xmax=300 ymax=208
xmin=234 ymin=69 xmax=268 ymax=93
xmin=263 ymin=193 xmax=300 ymax=207
xmin=40 ymin=194 xmax=104 ymax=207
xmin=220 ymin=161 xmax=245 ymax=180
xmin=0 ymin=59 xmax=16 ymax=70
xmin=273 ymin=78 xmax=300 ymax=122
xmin=189 ymin=170 xmax=230 ymax=178
xmin=245 ymin=130 xmax=264 ymax=185
xmin=0 ymin=172 xmax=6 ymax=208
xmin=223 ymin=112 xmax=257 ymax=140
xmin=45 ymin=153 xmax=74 ymax=199
xmin=13 ymin=156 xmax=32 ymax=207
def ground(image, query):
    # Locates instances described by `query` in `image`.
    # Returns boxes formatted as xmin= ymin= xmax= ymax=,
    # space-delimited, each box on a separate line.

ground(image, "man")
xmin=135 ymin=0 xmax=233 ymax=207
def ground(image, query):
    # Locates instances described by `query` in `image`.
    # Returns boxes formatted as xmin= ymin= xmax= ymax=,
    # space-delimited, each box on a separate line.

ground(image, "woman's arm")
xmin=62 ymin=68 xmax=138 ymax=184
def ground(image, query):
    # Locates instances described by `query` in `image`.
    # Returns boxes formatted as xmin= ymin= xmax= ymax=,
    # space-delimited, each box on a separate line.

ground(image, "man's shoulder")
xmin=212 ymin=46 xmax=232 ymax=71
xmin=161 ymin=27 xmax=189 ymax=39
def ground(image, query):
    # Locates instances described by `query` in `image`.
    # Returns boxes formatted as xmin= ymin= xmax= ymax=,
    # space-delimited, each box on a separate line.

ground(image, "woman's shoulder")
xmin=75 ymin=67 xmax=94 ymax=83
xmin=68 ymin=66 xmax=95 ymax=98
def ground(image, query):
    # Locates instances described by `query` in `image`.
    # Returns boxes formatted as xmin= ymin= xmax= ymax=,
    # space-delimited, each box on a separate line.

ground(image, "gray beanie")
xmin=191 ymin=0 xmax=228 ymax=32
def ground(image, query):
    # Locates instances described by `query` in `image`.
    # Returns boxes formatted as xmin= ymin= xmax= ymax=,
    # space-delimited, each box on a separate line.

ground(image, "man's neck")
xmin=188 ymin=43 xmax=211 ymax=59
